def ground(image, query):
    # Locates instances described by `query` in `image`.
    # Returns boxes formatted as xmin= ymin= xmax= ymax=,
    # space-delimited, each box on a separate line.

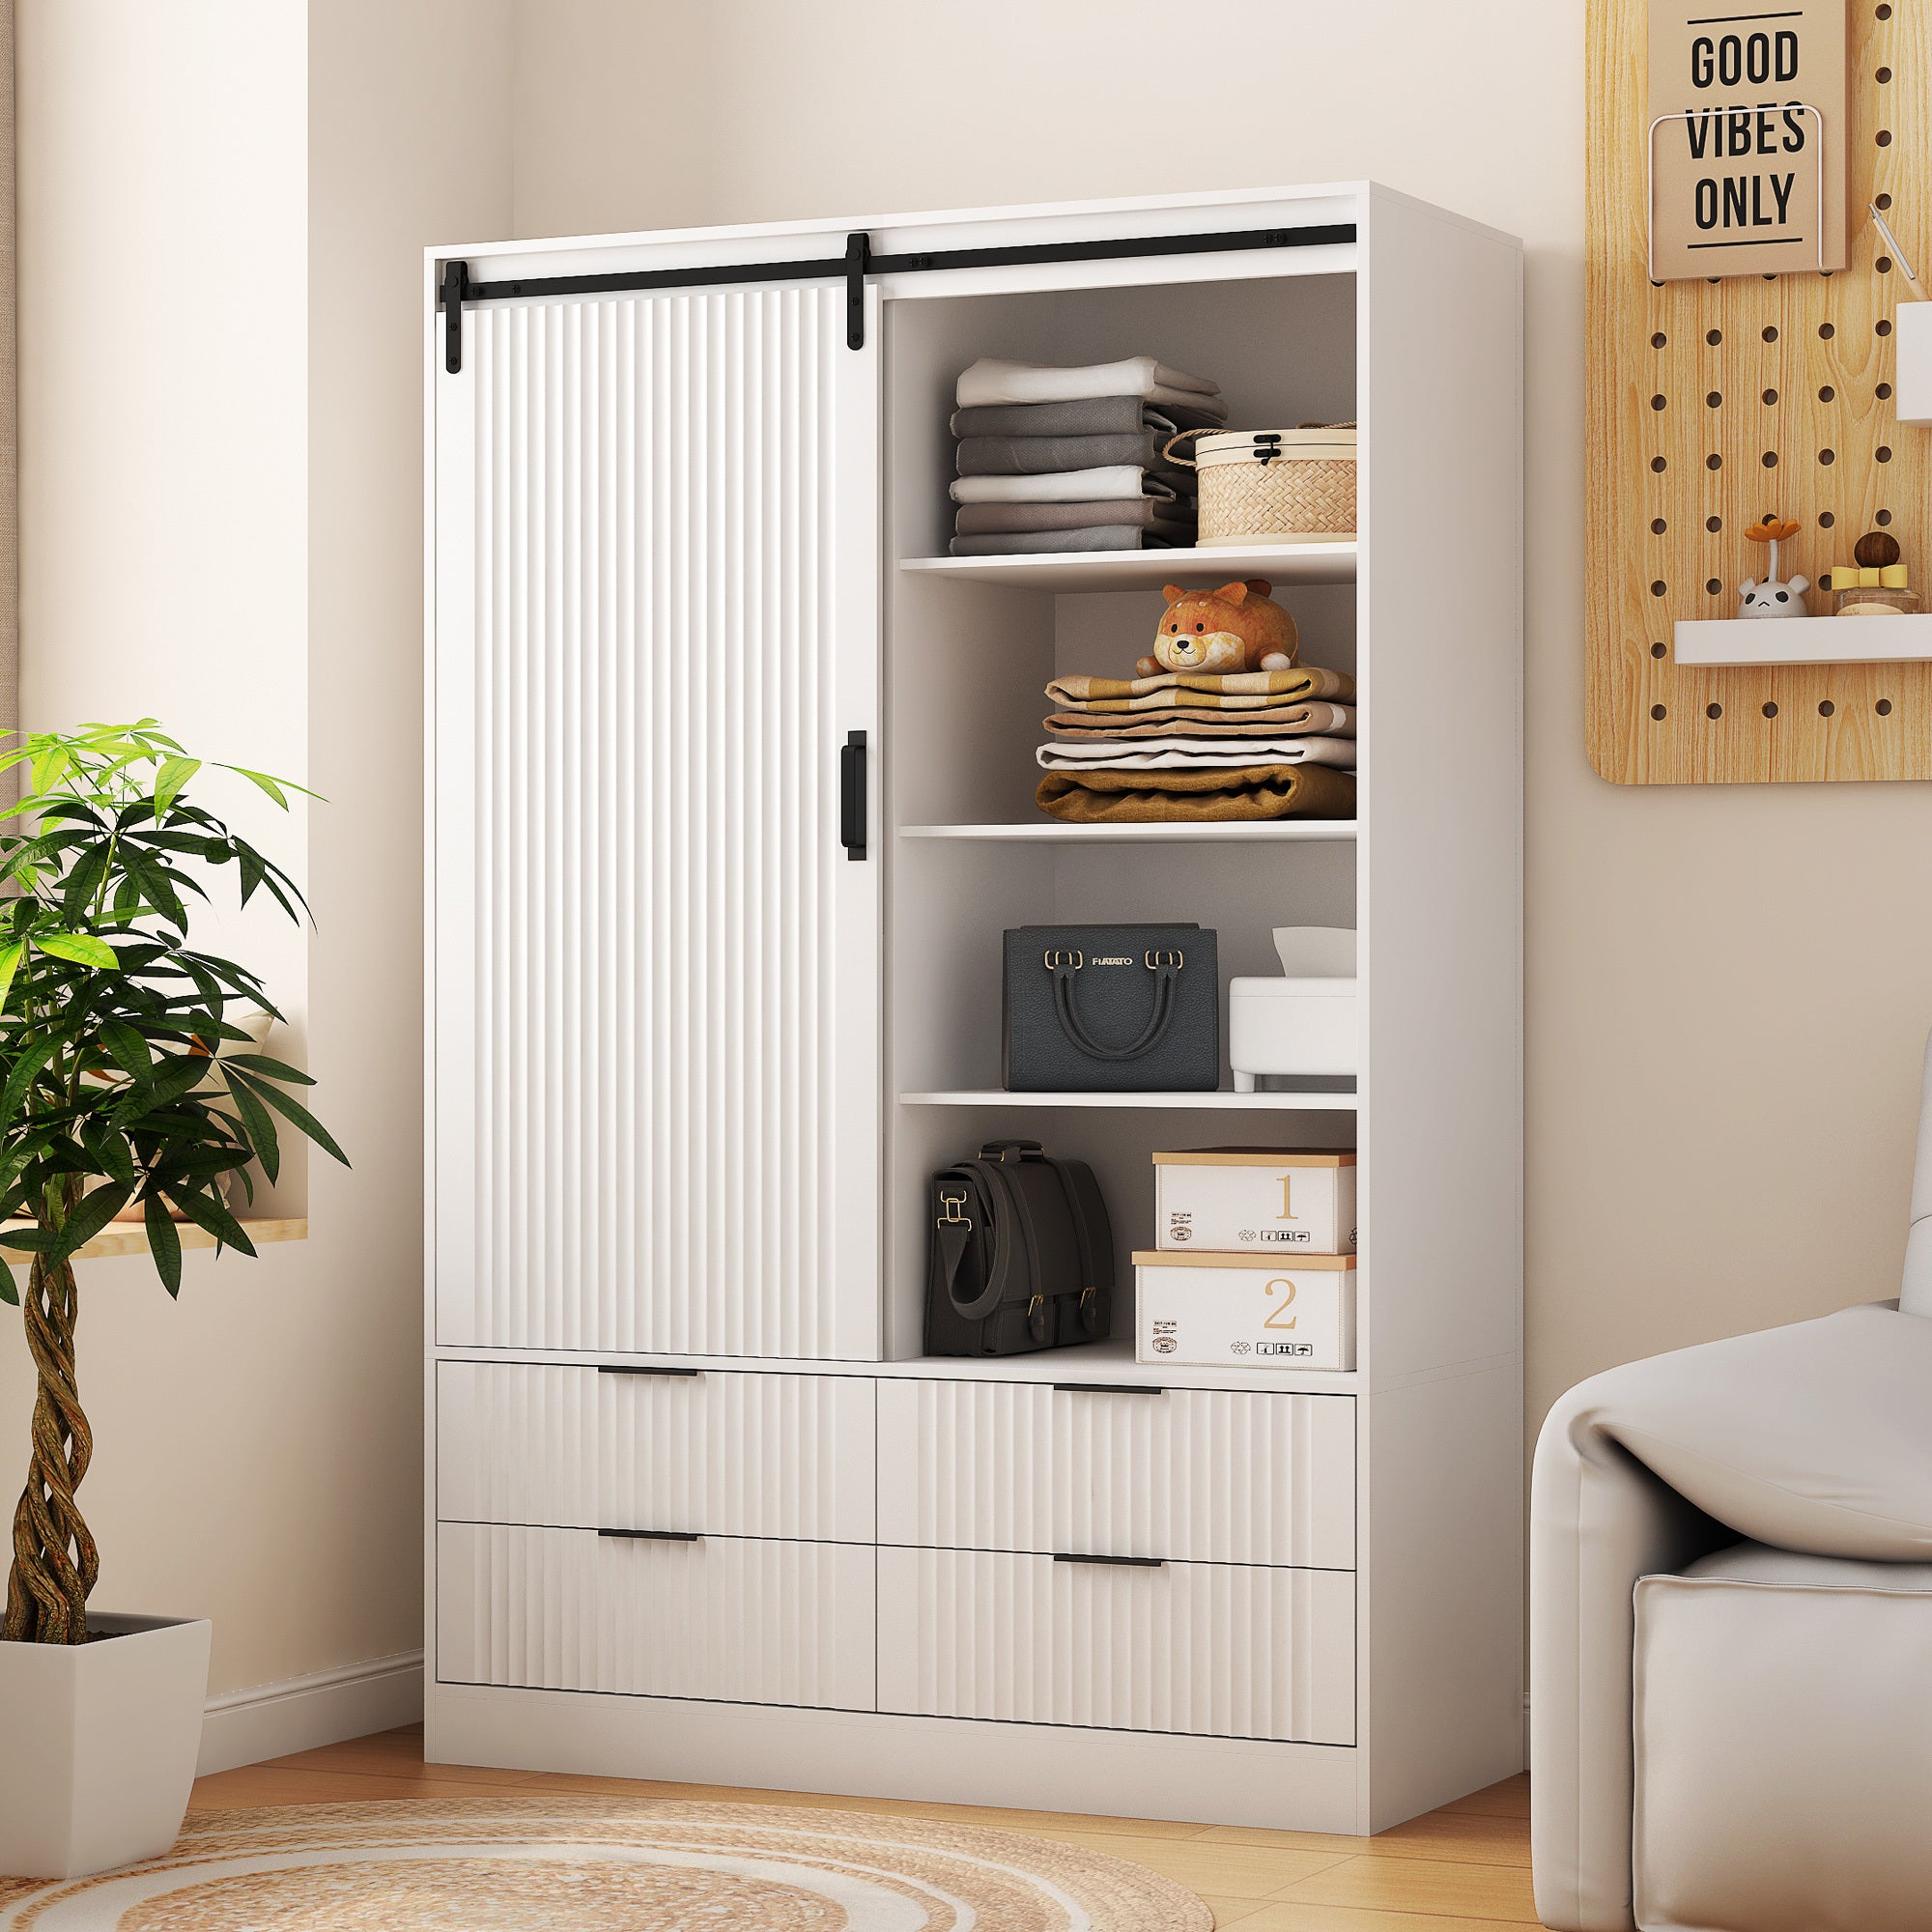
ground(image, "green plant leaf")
xmin=0 ymin=1036 xmax=62 ymax=1125
xmin=222 ymin=1054 xmax=316 ymax=1086
xmin=144 ymin=1192 xmax=182 ymax=1297
xmin=152 ymin=756 xmax=200 ymax=818
xmin=34 ymin=931 xmax=119 ymax=969
xmin=163 ymin=1185 xmax=256 ymax=1256
xmin=0 ymin=939 xmax=26 ymax=1013
xmin=232 ymin=1075 xmax=348 ymax=1166
xmin=0 ymin=1225 xmax=52 ymax=1253
xmin=219 ymin=1067 xmax=281 ymax=1184
xmin=0 ymin=1265 xmax=16 ymax=1306
xmin=46 ymin=1180 xmax=133 ymax=1264
xmin=225 ymin=767 xmax=289 ymax=810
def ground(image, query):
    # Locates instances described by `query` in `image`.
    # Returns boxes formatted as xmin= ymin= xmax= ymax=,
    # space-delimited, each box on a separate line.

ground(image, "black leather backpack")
xmin=925 ymin=1139 xmax=1115 ymax=1356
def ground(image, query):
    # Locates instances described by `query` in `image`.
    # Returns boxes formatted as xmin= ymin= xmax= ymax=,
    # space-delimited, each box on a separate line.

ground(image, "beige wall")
xmin=512 ymin=0 xmax=1932 ymax=1437
xmin=5 ymin=0 xmax=511 ymax=1697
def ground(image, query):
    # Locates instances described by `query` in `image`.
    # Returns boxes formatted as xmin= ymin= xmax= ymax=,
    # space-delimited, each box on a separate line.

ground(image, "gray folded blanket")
xmin=955 ymin=498 xmax=1195 ymax=534
xmin=950 ymin=396 xmax=1226 ymax=439
xmin=955 ymin=430 xmax=1191 ymax=477
xmin=949 ymin=525 xmax=1190 ymax=556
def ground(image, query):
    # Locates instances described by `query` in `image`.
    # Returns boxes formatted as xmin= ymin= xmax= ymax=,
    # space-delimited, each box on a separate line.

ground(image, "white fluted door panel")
xmin=433 ymin=282 xmax=881 ymax=1358
xmin=438 ymin=1523 xmax=876 ymax=1711
xmin=877 ymin=1548 xmax=1355 ymax=1746
xmin=876 ymin=1381 xmax=1354 ymax=1569
xmin=436 ymin=1360 xmax=874 ymax=1540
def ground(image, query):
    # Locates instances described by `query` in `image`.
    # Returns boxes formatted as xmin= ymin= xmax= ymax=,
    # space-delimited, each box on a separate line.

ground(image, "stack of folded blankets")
xmin=949 ymin=355 xmax=1226 ymax=555
xmin=1034 ymin=666 xmax=1358 ymax=823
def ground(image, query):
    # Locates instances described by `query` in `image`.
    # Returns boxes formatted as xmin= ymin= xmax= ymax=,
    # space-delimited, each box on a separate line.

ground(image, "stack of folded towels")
xmin=1033 ymin=666 xmax=1358 ymax=823
xmin=949 ymin=355 xmax=1226 ymax=556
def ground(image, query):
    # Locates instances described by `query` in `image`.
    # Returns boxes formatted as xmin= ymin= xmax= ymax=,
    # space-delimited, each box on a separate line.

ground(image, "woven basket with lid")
xmin=1164 ymin=424 xmax=1357 ymax=545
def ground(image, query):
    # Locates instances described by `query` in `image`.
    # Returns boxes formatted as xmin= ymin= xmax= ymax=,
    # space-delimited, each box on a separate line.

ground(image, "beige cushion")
xmin=1634 ymin=1542 xmax=1932 ymax=1932
xmin=1575 ymin=1302 xmax=1932 ymax=1561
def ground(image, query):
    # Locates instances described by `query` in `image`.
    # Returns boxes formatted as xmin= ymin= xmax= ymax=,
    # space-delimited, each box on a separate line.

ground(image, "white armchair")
xmin=1530 ymin=1037 xmax=1932 ymax=1932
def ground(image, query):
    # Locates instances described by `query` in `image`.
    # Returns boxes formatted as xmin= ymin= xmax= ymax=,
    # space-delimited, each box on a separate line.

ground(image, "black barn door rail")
xmin=439 ymin=221 xmax=1357 ymax=372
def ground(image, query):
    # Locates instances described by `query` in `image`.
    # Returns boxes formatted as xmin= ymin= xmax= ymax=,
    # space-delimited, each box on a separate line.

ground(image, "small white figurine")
xmin=1738 ymin=517 xmax=1809 ymax=618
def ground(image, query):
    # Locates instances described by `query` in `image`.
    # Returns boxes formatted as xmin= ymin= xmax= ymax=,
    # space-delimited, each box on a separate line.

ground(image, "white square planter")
xmin=0 ymin=1612 xmax=211 ymax=1879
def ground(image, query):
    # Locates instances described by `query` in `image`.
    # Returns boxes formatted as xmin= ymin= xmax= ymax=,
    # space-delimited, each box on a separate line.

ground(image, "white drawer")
xmin=877 ymin=1547 xmax=1355 ymax=1746
xmin=437 ymin=1523 xmax=876 ymax=1711
xmin=436 ymin=1362 xmax=874 ymax=1542
xmin=876 ymin=1380 xmax=1353 ymax=1569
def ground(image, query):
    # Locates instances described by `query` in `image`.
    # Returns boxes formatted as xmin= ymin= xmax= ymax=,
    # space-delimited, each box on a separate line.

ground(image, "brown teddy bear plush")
xmin=1137 ymin=580 xmax=1299 ymax=678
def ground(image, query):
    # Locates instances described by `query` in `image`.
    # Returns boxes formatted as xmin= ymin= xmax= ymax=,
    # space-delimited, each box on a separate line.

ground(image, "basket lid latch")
xmin=1252 ymin=432 xmax=1283 ymax=466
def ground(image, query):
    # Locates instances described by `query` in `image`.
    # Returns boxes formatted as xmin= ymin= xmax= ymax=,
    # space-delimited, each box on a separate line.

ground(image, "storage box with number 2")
xmin=1135 ymin=1251 xmax=1357 ymax=1371
xmin=1154 ymin=1148 xmax=1357 ymax=1255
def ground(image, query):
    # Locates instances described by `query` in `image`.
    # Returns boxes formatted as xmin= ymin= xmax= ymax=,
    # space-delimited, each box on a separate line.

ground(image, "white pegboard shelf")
xmin=1674 ymin=615 xmax=1932 ymax=668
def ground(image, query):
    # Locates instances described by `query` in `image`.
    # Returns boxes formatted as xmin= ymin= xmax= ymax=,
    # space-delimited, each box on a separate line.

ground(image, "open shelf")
xmin=1 ymin=1217 xmax=308 ymax=1264
xmin=901 ymin=1089 xmax=1357 ymax=1111
xmin=901 ymin=820 xmax=1358 ymax=844
xmin=901 ymin=542 xmax=1357 ymax=594
xmin=1674 ymin=613 xmax=1932 ymax=667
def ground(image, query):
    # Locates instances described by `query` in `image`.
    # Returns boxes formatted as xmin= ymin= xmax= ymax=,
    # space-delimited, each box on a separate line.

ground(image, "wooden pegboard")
xmin=1588 ymin=0 xmax=1932 ymax=782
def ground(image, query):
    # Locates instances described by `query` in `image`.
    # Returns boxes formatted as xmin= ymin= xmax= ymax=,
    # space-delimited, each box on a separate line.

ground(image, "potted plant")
xmin=0 ymin=723 xmax=345 ymax=1880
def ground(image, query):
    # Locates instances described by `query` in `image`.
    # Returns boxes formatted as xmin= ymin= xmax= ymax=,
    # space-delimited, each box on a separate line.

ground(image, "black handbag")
xmin=925 ymin=1140 xmax=1115 ymax=1356
xmin=1002 ymin=923 xmax=1219 ymax=1092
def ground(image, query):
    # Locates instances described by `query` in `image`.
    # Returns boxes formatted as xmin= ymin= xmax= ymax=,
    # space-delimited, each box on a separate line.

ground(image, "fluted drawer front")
xmin=437 ymin=1524 xmax=875 ymax=1710
xmin=436 ymin=1362 xmax=874 ymax=1542
xmin=876 ymin=1381 xmax=1354 ymax=1569
xmin=876 ymin=1547 xmax=1354 ymax=1746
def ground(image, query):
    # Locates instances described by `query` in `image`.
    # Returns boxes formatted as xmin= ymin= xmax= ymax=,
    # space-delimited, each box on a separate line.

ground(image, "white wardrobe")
xmin=425 ymin=183 xmax=1524 ymax=1834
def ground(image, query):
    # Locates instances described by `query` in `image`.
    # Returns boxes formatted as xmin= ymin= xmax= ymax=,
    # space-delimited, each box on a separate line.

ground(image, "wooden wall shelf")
xmin=0 ymin=1217 xmax=308 ymax=1264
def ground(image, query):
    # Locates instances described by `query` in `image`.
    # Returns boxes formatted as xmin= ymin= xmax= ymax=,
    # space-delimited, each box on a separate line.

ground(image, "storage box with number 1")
xmin=1135 ymin=1251 xmax=1358 ymax=1370
xmin=1154 ymin=1148 xmax=1357 ymax=1255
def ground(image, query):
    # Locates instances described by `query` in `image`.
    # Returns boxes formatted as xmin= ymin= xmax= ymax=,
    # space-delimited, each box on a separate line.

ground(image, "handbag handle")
xmin=1046 ymin=952 xmax=1183 ymax=1063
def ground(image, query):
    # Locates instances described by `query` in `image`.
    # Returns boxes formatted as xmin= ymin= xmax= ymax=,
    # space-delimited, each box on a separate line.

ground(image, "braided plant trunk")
xmin=3 ymin=1251 xmax=97 ymax=1643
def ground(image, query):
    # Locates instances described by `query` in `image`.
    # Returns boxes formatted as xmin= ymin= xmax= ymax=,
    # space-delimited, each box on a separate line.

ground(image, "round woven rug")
xmin=0 ymin=1796 xmax=1214 ymax=1929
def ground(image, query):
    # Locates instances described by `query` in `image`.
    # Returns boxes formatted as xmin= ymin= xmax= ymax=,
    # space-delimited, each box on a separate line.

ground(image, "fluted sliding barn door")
xmin=432 ymin=283 xmax=880 ymax=1358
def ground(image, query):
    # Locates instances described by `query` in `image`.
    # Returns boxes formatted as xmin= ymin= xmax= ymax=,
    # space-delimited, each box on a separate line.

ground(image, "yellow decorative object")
xmin=1883 ymin=565 xmax=1910 ymax=589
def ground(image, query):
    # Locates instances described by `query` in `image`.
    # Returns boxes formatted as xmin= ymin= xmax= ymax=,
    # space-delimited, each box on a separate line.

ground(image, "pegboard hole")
xmin=1879 ymin=65 xmax=1894 ymax=82
xmin=1878 ymin=4 xmax=1892 ymax=19
xmin=1651 ymin=704 xmax=1668 ymax=721
xmin=1762 ymin=451 xmax=1779 ymax=468
xmin=1820 ymin=448 xmax=1836 ymax=465
xmin=1879 ymin=257 xmax=1894 ymax=273
xmin=1878 ymin=192 xmax=1894 ymax=211
xmin=1652 ymin=393 xmax=1668 ymax=411
xmin=1707 ymin=515 xmax=1723 ymax=532
xmin=1819 ymin=322 xmax=1836 ymax=339
xmin=1652 ymin=517 xmax=1668 ymax=534
xmin=1652 ymin=330 xmax=1668 ymax=348
xmin=1878 ymin=129 xmax=1894 ymax=147
xmin=1707 ymin=703 xmax=1723 ymax=720
xmin=1651 ymin=581 xmax=1667 ymax=597
xmin=1708 ymin=390 xmax=1723 ymax=408
xmin=1820 ymin=700 xmax=1836 ymax=717
xmin=1879 ymin=508 xmax=1894 ymax=526
xmin=1707 ymin=453 xmax=1723 ymax=470
xmin=1763 ymin=701 xmax=1779 ymax=719
xmin=1878 ymin=698 xmax=1894 ymax=716
xmin=1706 ymin=328 xmax=1722 ymax=346
xmin=1820 ymin=384 xmax=1835 ymax=401
xmin=1651 ymin=641 xmax=1667 ymax=658
xmin=1763 ymin=325 xmax=1779 ymax=342
xmin=1878 ymin=382 xmax=1894 ymax=400
xmin=1652 ymin=455 xmax=1668 ymax=472
xmin=1879 ymin=318 xmax=1895 ymax=336
xmin=1820 ymin=511 xmax=1836 ymax=528
xmin=1706 ymin=577 xmax=1723 ymax=594
xmin=1878 ymin=445 xmax=1894 ymax=462
xmin=1762 ymin=387 xmax=1778 ymax=405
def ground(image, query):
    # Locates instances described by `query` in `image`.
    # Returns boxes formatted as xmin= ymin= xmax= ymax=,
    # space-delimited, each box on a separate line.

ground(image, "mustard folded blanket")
xmin=1036 ymin=763 xmax=1357 ymax=824
xmin=1043 ymin=702 xmax=1357 ymax=739
xmin=1046 ymin=667 xmax=1355 ymax=712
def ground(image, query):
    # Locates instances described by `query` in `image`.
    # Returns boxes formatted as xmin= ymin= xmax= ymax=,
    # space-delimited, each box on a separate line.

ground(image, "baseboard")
xmin=197 ymin=1651 xmax=424 ymax=1776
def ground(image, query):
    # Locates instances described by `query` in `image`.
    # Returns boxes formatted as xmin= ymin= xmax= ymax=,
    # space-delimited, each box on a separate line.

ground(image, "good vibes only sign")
xmin=1647 ymin=1 xmax=1849 ymax=279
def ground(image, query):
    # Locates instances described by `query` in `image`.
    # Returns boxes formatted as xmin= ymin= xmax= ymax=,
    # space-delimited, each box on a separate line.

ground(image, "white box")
xmin=1153 ymin=1148 xmax=1357 ymax=1254
xmin=1230 ymin=929 xmax=1359 ymax=1087
xmin=1894 ymin=299 xmax=1932 ymax=428
xmin=1135 ymin=1251 xmax=1357 ymax=1371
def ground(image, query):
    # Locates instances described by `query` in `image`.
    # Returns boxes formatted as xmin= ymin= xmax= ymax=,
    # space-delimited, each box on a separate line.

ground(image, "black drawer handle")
xmin=1052 ymin=1382 xmax=1166 ymax=1397
xmin=597 ymin=1365 xmax=703 ymax=1378
xmin=840 ymin=730 xmax=867 ymax=860
xmin=598 ymin=1528 xmax=702 ymax=1543
xmin=1053 ymin=1551 xmax=1165 ymax=1570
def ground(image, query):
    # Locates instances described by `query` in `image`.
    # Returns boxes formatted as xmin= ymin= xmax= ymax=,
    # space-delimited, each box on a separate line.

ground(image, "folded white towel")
xmin=957 ymin=355 xmax=1223 ymax=410
xmin=1036 ymin=737 xmax=1359 ymax=773
xmin=951 ymin=467 xmax=1184 ymax=505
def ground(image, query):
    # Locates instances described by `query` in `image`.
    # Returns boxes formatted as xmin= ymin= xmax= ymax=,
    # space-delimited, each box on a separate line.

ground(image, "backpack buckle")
xmin=936 ymin=1190 xmax=972 ymax=1230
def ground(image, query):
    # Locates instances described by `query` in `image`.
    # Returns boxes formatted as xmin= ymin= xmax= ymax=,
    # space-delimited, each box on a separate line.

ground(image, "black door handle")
xmin=598 ymin=1528 xmax=702 ymax=1543
xmin=597 ymin=1365 xmax=703 ymax=1378
xmin=1053 ymin=1551 xmax=1165 ymax=1569
xmin=840 ymin=731 xmax=867 ymax=860
xmin=1051 ymin=1383 xmax=1167 ymax=1398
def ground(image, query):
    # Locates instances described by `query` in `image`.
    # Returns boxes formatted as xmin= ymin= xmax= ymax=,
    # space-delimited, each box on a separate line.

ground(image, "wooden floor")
xmin=190 ymin=1726 xmax=1537 ymax=1929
